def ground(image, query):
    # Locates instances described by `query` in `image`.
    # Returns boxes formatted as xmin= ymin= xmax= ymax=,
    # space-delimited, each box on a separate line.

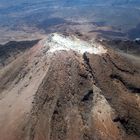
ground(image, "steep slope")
xmin=0 ymin=33 xmax=140 ymax=140
xmin=102 ymin=40 xmax=140 ymax=56
xmin=0 ymin=40 xmax=39 ymax=68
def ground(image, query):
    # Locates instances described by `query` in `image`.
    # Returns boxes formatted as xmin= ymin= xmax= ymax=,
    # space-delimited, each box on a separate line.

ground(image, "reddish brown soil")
xmin=0 ymin=34 xmax=140 ymax=140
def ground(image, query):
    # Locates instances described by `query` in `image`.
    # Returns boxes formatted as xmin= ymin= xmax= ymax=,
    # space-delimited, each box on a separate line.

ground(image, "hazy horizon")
xmin=0 ymin=0 xmax=140 ymax=43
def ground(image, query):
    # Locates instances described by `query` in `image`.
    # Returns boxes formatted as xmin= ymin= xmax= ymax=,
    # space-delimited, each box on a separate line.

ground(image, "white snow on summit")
xmin=43 ymin=33 xmax=107 ymax=55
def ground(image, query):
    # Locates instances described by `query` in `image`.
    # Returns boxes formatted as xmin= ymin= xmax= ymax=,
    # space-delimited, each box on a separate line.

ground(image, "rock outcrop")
xmin=0 ymin=33 xmax=140 ymax=140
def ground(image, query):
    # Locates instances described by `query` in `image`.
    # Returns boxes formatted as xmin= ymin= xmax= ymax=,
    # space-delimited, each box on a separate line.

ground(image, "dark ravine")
xmin=86 ymin=51 xmax=140 ymax=138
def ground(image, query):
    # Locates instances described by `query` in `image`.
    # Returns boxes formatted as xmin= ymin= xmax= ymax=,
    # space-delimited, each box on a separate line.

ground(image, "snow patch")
xmin=43 ymin=33 xmax=107 ymax=55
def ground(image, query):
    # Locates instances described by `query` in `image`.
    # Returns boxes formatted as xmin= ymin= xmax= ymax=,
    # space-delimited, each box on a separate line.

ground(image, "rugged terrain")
xmin=0 ymin=33 xmax=140 ymax=140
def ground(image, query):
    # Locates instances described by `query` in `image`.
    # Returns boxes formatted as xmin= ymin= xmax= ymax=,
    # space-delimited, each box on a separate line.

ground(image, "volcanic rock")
xmin=0 ymin=33 xmax=140 ymax=140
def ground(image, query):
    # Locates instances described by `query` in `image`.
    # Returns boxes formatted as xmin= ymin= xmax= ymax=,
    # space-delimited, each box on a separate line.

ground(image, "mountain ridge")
xmin=0 ymin=33 xmax=140 ymax=140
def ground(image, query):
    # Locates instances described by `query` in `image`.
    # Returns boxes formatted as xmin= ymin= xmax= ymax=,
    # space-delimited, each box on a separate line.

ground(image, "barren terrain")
xmin=0 ymin=33 xmax=140 ymax=140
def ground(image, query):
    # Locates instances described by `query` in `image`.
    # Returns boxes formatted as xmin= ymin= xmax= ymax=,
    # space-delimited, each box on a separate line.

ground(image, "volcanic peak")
xmin=42 ymin=33 xmax=107 ymax=55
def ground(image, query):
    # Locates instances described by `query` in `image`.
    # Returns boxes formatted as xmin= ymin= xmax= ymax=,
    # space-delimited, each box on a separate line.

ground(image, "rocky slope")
xmin=0 ymin=33 xmax=140 ymax=140
xmin=102 ymin=39 xmax=140 ymax=56
xmin=0 ymin=40 xmax=39 ymax=68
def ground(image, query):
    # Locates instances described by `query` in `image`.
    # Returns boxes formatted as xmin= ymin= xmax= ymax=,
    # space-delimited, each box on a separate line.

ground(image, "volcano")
xmin=0 ymin=33 xmax=140 ymax=140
